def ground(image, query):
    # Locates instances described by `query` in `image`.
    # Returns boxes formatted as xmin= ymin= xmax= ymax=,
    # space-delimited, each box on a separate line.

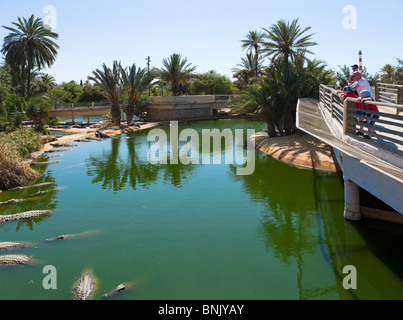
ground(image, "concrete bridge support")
xmin=344 ymin=179 xmax=361 ymax=221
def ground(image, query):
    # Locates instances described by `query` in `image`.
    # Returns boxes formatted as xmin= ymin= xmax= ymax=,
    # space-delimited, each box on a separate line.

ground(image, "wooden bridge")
xmin=48 ymin=95 xmax=232 ymax=123
xmin=297 ymin=83 xmax=403 ymax=223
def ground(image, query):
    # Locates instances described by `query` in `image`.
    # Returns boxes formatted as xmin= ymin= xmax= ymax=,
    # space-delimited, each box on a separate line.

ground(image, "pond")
xmin=1 ymin=119 xmax=403 ymax=300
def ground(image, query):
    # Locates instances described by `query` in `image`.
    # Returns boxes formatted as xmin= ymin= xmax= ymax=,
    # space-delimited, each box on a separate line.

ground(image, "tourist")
xmin=351 ymin=64 xmax=366 ymax=78
xmin=337 ymin=86 xmax=358 ymax=102
xmin=357 ymin=90 xmax=379 ymax=139
xmin=349 ymin=72 xmax=374 ymax=98
xmin=337 ymin=86 xmax=365 ymax=134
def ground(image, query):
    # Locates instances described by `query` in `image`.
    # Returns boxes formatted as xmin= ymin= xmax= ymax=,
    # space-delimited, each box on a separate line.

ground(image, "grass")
xmin=0 ymin=128 xmax=43 ymax=190
xmin=0 ymin=128 xmax=42 ymax=159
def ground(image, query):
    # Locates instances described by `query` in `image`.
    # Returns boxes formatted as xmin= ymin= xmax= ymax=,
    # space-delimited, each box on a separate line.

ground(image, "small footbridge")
xmin=296 ymin=83 xmax=403 ymax=223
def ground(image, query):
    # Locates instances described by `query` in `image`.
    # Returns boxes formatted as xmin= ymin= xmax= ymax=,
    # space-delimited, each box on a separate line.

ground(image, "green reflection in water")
xmin=1 ymin=119 xmax=403 ymax=300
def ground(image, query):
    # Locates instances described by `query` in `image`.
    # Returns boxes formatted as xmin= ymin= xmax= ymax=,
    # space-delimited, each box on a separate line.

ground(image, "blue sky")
xmin=1 ymin=0 xmax=401 ymax=84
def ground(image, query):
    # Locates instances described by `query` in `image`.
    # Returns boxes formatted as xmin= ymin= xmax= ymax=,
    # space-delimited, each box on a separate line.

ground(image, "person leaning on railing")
xmin=356 ymin=90 xmax=379 ymax=139
xmin=337 ymin=86 xmax=365 ymax=134
xmin=349 ymin=71 xmax=374 ymax=98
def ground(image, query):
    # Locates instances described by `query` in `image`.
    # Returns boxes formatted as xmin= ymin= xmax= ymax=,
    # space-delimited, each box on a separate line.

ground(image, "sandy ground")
xmin=29 ymin=122 xmax=161 ymax=160
xmin=251 ymin=131 xmax=337 ymax=172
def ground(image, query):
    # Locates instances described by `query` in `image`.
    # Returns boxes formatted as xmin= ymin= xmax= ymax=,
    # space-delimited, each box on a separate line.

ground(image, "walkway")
xmin=296 ymin=84 xmax=403 ymax=223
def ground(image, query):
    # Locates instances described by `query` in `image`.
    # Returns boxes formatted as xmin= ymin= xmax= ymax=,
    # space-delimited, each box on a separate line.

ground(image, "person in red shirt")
xmin=337 ymin=86 xmax=358 ymax=102
xmin=357 ymin=90 xmax=379 ymax=139
xmin=337 ymin=86 xmax=365 ymax=133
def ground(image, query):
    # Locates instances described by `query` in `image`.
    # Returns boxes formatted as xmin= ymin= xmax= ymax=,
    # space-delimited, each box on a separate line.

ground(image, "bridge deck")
xmin=297 ymin=98 xmax=403 ymax=184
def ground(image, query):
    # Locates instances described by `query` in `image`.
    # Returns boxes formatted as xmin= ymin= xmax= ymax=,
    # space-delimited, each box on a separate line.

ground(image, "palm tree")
xmin=154 ymin=53 xmax=196 ymax=96
xmin=1 ymin=14 xmax=59 ymax=98
xmin=120 ymin=64 xmax=154 ymax=124
xmin=89 ymin=61 xmax=122 ymax=126
xmin=261 ymin=18 xmax=317 ymax=85
xmin=231 ymin=52 xmax=264 ymax=90
xmin=380 ymin=64 xmax=396 ymax=83
xmin=31 ymin=73 xmax=56 ymax=97
xmin=241 ymin=31 xmax=264 ymax=77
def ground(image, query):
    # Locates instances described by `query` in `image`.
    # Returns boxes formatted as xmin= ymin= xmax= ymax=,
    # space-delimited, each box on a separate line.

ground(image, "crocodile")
xmin=45 ymin=234 xmax=70 ymax=241
xmin=102 ymin=283 xmax=131 ymax=299
xmin=45 ymin=230 xmax=99 ymax=242
xmin=50 ymin=142 xmax=79 ymax=147
xmin=30 ymin=160 xmax=62 ymax=166
xmin=74 ymin=139 xmax=91 ymax=143
xmin=86 ymin=137 xmax=103 ymax=141
xmin=30 ymin=187 xmax=64 ymax=197
xmin=45 ymin=148 xmax=71 ymax=153
xmin=11 ymin=182 xmax=56 ymax=190
xmin=0 ymin=199 xmax=25 ymax=205
xmin=0 ymin=210 xmax=52 ymax=223
xmin=46 ymin=153 xmax=66 ymax=159
xmin=72 ymin=272 xmax=96 ymax=300
xmin=0 ymin=254 xmax=32 ymax=265
xmin=0 ymin=242 xmax=26 ymax=250
xmin=95 ymin=129 xmax=111 ymax=138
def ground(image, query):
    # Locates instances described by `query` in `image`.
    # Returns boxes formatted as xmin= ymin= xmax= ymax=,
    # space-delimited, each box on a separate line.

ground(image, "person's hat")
xmin=343 ymin=86 xmax=354 ymax=92
xmin=351 ymin=64 xmax=359 ymax=69
xmin=360 ymin=90 xmax=371 ymax=96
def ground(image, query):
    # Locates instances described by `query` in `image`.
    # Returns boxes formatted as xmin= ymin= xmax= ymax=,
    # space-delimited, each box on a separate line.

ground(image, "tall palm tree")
xmin=120 ymin=64 xmax=154 ymax=124
xmin=89 ymin=61 xmax=122 ymax=126
xmin=380 ymin=64 xmax=396 ymax=83
xmin=261 ymin=18 xmax=317 ymax=85
xmin=154 ymin=53 xmax=196 ymax=96
xmin=241 ymin=31 xmax=264 ymax=76
xmin=1 ymin=14 xmax=59 ymax=98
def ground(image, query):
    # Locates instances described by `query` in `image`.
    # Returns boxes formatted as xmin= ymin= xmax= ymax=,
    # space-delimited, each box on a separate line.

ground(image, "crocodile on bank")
xmin=0 ymin=254 xmax=32 ymax=265
xmin=0 ymin=210 xmax=52 ymax=223
xmin=86 ymin=137 xmax=103 ymax=141
xmin=45 ymin=148 xmax=71 ymax=153
xmin=102 ymin=283 xmax=131 ymax=299
xmin=72 ymin=272 xmax=96 ymax=300
xmin=46 ymin=153 xmax=66 ymax=159
xmin=50 ymin=142 xmax=79 ymax=147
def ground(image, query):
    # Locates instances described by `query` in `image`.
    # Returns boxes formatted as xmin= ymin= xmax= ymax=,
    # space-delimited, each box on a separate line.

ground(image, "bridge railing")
xmin=319 ymin=84 xmax=403 ymax=150
xmin=319 ymin=84 xmax=344 ymax=127
xmin=375 ymin=83 xmax=403 ymax=112
xmin=343 ymin=98 xmax=403 ymax=148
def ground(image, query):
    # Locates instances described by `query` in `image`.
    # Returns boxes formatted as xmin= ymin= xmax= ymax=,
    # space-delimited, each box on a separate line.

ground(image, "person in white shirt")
xmin=349 ymin=72 xmax=374 ymax=98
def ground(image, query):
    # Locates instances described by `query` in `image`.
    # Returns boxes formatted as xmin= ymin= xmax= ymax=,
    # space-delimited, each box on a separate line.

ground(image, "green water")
xmin=1 ymin=119 xmax=403 ymax=300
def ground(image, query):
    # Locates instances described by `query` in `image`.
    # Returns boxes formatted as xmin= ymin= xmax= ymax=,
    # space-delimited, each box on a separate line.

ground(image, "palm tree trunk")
xmin=266 ymin=119 xmax=277 ymax=137
xmin=254 ymin=46 xmax=259 ymax=77
xmin=111 ymin=104 xmax=121 ymax=127
xmin=26 ymin=60 xmax=32 ymax=98
xmin=126 ymin=103 xmax=135 ymax=125
xmin=172 ymin=82 xmax=179 ymax=96
xmin=283 ymin=53 xmax=290 ymax=88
